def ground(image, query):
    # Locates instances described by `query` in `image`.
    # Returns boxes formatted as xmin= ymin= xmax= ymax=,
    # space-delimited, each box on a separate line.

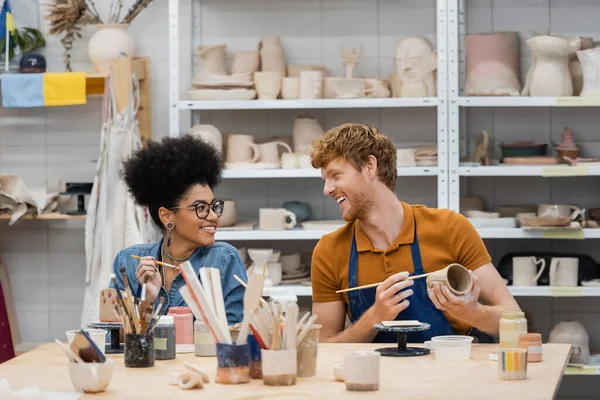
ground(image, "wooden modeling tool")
xmin=208 ymin=268 xmax=231 ymax=344
xmin=233 ymin=274 xmax=269 ymax=307
xmin=296 ymin=314 xmax=319 ymax=346
xmin=130 ymin=255 xmax=177 ymax=269
xmin=335 ymin=272 xmax=432 ymax=294
xmin=237 ymin=272 xmax=266 ymax=345
xmin=283 ymin=303 xmax=298 ymax=350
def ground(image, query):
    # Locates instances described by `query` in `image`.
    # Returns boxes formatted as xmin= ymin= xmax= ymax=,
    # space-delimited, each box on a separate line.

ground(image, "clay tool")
xmin=283 ymin=303 xmax=298 ymax=350
xmin=130 ymin=255 xmax=177 ymax=269
xmin=237 ymin=272 xmax=266 ymax=345
xmin=179 ymin=283 xmax=226 ymax=344
xmin=233 ymin=274 xmax=269 ymax=307
xmin=296 ymin=314 xmax=319 ymax=347
xmin=208 ymin=268 xmax=231 ymax=344
xmin=55 ymin=339 xmax=84 ymax=363
xmin=335 ymin=272 xmax=432 ymax=294
xmin=199 ymin=268 xmax=216 ymax=315
xmin=296 ymin=311 xmax=310 ymax=334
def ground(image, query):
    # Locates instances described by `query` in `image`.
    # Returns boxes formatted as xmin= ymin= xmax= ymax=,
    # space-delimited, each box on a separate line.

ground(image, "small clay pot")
xmin=557 ymin=149 xmax=579 ymax=163
xmin=426 ymin=263 xmax=473 ymax=296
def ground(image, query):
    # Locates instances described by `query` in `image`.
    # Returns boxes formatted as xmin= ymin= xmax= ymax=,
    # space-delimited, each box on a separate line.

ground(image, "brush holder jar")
xmin=153 ymin=316 xmax=176 ymax=360
xmin=297 ymin=324 xmax=321 ymax=377
xmin=248 ymin=333 xmax=262 ymax=379
xmin=168 ymin=306 xmax=194 ymax=353
xmin=261 ymin=349 xmax=297 ymax=386
xmin=124 ymin=333 xmax=155 ymax=368
xmin=215 ymin=343 xmax=250 ymax=384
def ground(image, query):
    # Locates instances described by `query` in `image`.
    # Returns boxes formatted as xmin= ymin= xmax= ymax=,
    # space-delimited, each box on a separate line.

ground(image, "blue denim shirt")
xmin=108 ymin=240 xmax=246 ymax=325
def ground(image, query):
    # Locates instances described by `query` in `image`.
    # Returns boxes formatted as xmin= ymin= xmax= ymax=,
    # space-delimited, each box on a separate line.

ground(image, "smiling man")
xmin=309 ymin=123 xmax=520 ymax=343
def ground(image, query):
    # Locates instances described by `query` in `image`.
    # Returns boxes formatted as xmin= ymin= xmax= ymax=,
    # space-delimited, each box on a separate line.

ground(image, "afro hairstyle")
xmin=121 ymin=134 xmax=224 ymax=228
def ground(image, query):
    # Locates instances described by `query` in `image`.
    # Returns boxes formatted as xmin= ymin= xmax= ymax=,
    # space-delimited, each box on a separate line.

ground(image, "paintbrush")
xmin=335 ymin=272 xmax=433 ymax=294
xmin=130 ymin=254 xmax=178 ymax=269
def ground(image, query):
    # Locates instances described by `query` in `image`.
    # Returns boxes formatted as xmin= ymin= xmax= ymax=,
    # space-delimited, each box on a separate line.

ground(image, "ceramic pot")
xmin=260 ymin=36 xmax=286 ymax=76
xmin=465 ymin=32 xmax=521 ymax=96
xmin=218 ymin=200 xmax=236 ymax=227
xmin=194 ymin=44 xmax=227 ymax=83
xmin=549 ymin=320 xmax=590 ymax=365
xmin=254 ymin=71 xmax=282 ymax=100
xmin=522 ymin=35 xmax=580 ymax=96
xmin=577 ymin=47 xmax=600 ymax=96
xmin=570 ymin=37 xmax=594 ymax=95
xmin=293 ymin=116 xmax=324 ymax=154
xmin=426 ymin=263 xmax=472 ymax=296
xmin=281 ymin=77 xmax=300 ymax=99
xmin=88 ymin=24 xmax=136 ymax=75
xmin=232 ymin=51 xmax=260 ymax=74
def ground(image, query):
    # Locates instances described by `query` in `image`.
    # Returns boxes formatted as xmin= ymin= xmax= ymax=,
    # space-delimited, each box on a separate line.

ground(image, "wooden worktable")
xmin=0 ymin=343 xmax=570 ymax=399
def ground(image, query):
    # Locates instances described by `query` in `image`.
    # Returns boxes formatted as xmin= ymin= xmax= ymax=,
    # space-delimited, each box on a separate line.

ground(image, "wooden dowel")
xmin=130 ymin=255 xmax=178 ymax=269
xmin=335 ymin=272 xmax=431 ymax=294
xmin=233 ymin=274 xmax=269 ymax=306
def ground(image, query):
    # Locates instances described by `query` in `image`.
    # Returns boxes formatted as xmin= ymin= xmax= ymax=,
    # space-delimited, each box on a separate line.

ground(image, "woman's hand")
xmin=135 ymin=256 xmax=162 ymax=302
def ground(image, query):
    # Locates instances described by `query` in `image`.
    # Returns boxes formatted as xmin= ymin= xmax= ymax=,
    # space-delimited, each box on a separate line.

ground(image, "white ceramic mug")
xmin=69 ymin=359 xmax=113 ymax=393
xmin=344 ymin=351 xmax=380 ymax=391
xmin=299 ymin=71 xmax=323 ymax=99
xmin=281 ymin=77 xmax=300 ymax=99
xmin=254 ymin=71 xmax=282 ymax=100
xmin=226 ymin=134 xmax=260 ymax=163
xmin=549 ymin=257 xmax=579 ymax=287
xmin=259 ymin=208 xmax=297 ymax=230
xmin=258 ymin=141 xmax=293 ymax=165
xmin=512 ymin=256 xmax=546 ymax=286
xmin=66 ymin=329 xmax=107 ymax=355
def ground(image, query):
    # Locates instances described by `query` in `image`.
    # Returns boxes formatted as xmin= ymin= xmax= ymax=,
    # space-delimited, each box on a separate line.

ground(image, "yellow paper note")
xmin=565 ymin=366 xmax=600 ymax=375
xmin=549 ymin=287 xmax=583 ymax=297
xmin=555 ymin=97 xmax=600 ymax=107
xmin=541 ymin=166 xmax=589 ymax=177
xmin=542 ymin=229 xmax=585 ymax=240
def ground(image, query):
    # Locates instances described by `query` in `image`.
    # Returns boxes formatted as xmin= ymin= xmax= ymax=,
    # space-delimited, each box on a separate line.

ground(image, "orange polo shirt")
xmin=311 ymin=202 xmax=492 ymax=334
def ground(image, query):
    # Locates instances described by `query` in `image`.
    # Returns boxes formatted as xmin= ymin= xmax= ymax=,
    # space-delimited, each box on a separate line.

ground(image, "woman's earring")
xmin=166 ymin=221 xmax=175 ymax=247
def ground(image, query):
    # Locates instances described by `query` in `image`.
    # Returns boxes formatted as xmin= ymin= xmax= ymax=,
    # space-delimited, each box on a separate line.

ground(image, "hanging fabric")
xmin=81 ymin=67 xmax=158 ymax=328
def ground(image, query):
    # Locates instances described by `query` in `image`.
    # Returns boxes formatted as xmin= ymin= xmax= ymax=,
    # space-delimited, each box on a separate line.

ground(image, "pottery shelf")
xmin=215 ymin=228 xmax=600 ymax=241
xmin=270 ymin=284 xmax=600 ymax=298
xmin=0 ymin=213 xmax=86 ymax=221
xmin=458 ymin=166 xmax=600 ymax=177
xmin=179 ymin=97 xmax=439 ymax=111
xmin=457 ymin=96 xmax=600 ymax=107
xmin=222 ymin=167 xmax=438 ymax=179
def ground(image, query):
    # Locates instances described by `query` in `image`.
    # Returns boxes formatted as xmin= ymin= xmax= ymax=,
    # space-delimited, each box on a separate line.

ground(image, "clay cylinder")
xmin=215 ymin=343 xmax=250 ymax=384
xmin=344 ymin=351 xmax=380 ymax=392
xmin=261 ymin=349 xmax=297 ymax=386
xmin=465 ymin=32 xmax=521 ymax=96
xmin=296 ymin=324 xmax=321 ymax=377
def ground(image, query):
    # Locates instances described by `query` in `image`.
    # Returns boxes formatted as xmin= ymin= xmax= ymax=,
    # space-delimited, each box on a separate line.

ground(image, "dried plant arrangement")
xmin=44 ymin=0 xmax=155 ymax=71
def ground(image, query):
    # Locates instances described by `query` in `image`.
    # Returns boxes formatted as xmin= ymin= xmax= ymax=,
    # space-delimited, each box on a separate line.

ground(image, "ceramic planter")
xmin=88 ymin=24 xmax=136 ymax=74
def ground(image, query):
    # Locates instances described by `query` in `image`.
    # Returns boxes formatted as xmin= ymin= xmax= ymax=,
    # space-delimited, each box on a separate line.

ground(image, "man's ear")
xmin=364 ymin=155 xmax=379 ymax=180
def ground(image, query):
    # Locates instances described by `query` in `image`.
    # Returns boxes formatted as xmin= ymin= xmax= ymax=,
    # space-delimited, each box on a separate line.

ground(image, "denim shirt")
xmin=108 ymin=240 xmax=246 ymax=325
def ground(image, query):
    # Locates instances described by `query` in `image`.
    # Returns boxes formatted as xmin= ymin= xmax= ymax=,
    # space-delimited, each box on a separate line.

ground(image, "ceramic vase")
xmin=194 ymin=44 xmax=227 ymax=83
xmin=465 ymin=32 xmax=521 ymax=96
xmin=522 ymin=35 xmax=581 ymax=96
xmin=293 ymin=116 xmax=324 ymax=154
xmin=88 ymin=24 xmax=136 ymax=75
xmin=260 ymin=36 xmax=286 ymax=76
xmin=576 ymin=47 xmax=600 ymax=96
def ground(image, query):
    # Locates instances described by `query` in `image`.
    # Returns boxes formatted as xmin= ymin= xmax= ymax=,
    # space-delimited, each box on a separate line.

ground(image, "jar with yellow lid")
xmin=499 ymin=311 xmax=527 ymax=349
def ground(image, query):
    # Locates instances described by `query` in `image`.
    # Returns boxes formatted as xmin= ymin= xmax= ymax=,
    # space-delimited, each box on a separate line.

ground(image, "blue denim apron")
xmin=347 ymin=220 xmax=456 ymax=343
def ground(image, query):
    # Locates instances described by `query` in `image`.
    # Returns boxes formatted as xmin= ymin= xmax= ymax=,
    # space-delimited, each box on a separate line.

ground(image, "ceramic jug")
xmin=522 ymin=35 xmax=581 ymax=96
xmin=194 ymin=44 xmax=227 ymax=83
xmin=465 ymin=32 xmax=521 ymax=96
xmin=293 ymin=116 xmax=324 ymax=154
xmin=549 ymin=257 xmax=579 ymax=287
xmin=512 ymin=257 xmax=546 ymax=286
xmin=576 ymin=47 xmax=600 ymax=96
xmin=260 ymin=36 xmax=286 ymax=77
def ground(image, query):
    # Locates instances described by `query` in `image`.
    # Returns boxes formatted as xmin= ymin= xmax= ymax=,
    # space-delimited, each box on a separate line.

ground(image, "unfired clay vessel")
xmin=260 ymin=36 xmax=286 ymax=77
xmin=395 ymin=36 xmax=437 ymax=97
xmin=426 ymin=263 xmax=472 ymax=296
xmin=577 ymin=47 xmax=600 ymax=96
xmin=522 ymin=35 xmax=581 ymax=96
xmin=299 ymin=71 xmax=323 ymax=99
xmin=194 ymin=45 xmax=227 ymax=82
xmin=465 ymin=32 xmax=521 ymax=96
xmin=293 ymin=116 xmax=324 ymax=154
xmin=570 ymin=37 xmax=594 ymax=96
xmin=549 ymin=319 xmax=590 ymax=365
xmin=231 ymin=51 xmax=260 ymax=74
xmin=188 ymin=124 xmax=223 ymax=153
xmin=88 ymin=24 xmax=136 ymax=75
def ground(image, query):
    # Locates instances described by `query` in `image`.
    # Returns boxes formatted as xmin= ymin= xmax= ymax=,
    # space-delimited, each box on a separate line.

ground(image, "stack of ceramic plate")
xmin=281 ymin=264 xmax=310 ymax=284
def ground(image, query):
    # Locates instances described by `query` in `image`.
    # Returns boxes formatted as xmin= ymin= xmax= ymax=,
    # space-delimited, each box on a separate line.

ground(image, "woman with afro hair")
xmin=108 ymin=135 xmax=246 ymax=324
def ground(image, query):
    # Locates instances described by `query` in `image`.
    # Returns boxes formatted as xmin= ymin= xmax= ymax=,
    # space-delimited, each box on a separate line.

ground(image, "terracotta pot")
xmin=465 ymin=32 xmax=521 ymax=96
xmin=260 ymin=36 xmax=286 ymax=76
xmin=88 ymin=24 xmax=136 ymax=74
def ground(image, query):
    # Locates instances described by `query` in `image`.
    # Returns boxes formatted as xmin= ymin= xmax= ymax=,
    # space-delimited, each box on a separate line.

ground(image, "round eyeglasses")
xmin=170 ymin=200 xmax=225 ymax=220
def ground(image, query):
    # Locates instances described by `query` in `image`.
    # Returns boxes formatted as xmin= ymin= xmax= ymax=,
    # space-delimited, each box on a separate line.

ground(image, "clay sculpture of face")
xmin=395 ymin=36 xmax=437 ymax=84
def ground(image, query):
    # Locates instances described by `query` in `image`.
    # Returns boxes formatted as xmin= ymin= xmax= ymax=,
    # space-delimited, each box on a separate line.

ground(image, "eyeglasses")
xmin=170 ymin=200 xmax=225 ymax=220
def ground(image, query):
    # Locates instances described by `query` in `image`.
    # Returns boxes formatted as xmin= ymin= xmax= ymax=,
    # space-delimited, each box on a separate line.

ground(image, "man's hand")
xmin=366 ymin=271 xmax=415 ymax=323
xmin=427 ymin=271 xmax=481 ymax=319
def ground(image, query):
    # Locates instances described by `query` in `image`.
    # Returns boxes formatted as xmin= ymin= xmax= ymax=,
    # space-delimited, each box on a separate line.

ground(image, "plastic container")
xmin=430 ymin=335 xmax=474 ymax=361
xmin=518 ymin=333 xmax=542 ymax=363
xmin=500 ymin=311 xmax=528 ymax=349
xmin=194 ymin=320 xmax=217 ymax=357
xmin=168 ymin=306 xmax=194 ymax=353
xmin=153 ymin=315 xmax=176 ymax=360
